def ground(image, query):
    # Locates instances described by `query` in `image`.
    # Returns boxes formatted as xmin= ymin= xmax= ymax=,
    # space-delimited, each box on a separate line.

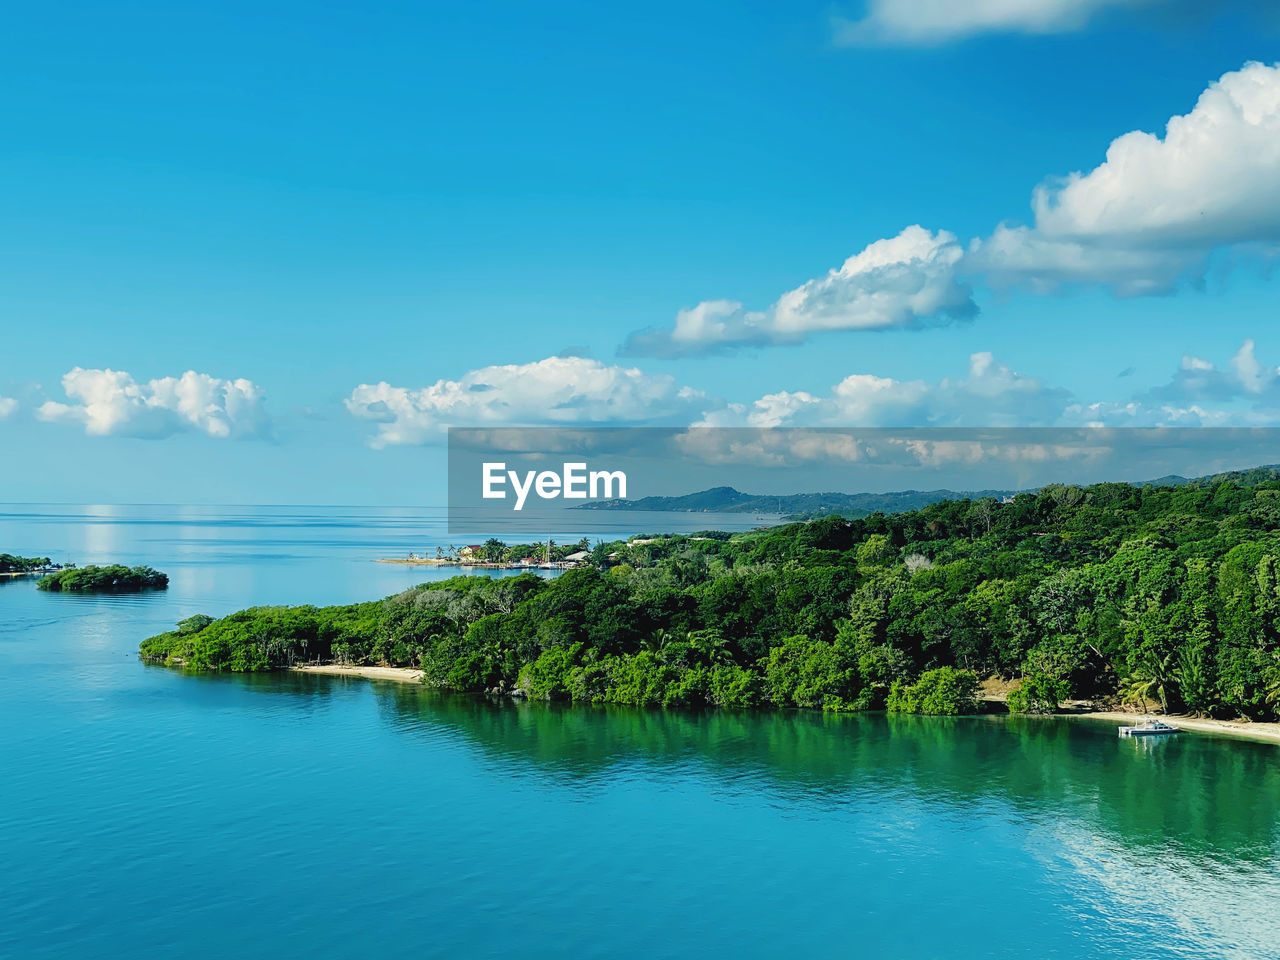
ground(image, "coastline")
xmin=1071 ymin=710 xmax=1280 ymax=744
xmin=290 ymin=664 xmax=423 ymax=683
xmin=285 ymin=666 xmax=1280 ymax=744
xmin=376 ymin=558 xmax=568 ymax=571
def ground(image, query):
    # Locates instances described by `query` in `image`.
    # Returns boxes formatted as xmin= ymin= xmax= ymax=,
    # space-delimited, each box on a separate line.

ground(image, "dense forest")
xmin=0 ymin=554 xmax=52 ymax=573
xmin=141 ymin=471 xmax=1280 ymax=719
xmin=41 ymin=565 xmax=168 ymax=592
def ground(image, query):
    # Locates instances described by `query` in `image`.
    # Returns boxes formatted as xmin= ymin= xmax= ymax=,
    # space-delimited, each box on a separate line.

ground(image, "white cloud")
xmin=694 ymin=339 xmax=1280 ymax=436
xmin=695 ymin=351 xmax=1066 ymax=428
xmin=621 ymin=226 xmax=976 ymax=357
xmin=970 ymin=224 xmax=1201 ymax=296
xmin=1032 ymin=63 xmax=1280 ymax=244
xmin=348 ymin=339 xmax=1280 ymax=461
xmin=835 ymin=0 xmax=1167 ymax=46
xmin=971 ymin=62 xmax=1280 ymax=293
xmin=617 ymin=63 xmax=1280 ymax=354
xmin=346 ymin=356 xmax=704 ymax=447
xmin=1152 ymin=340 xmax=1280 ymax=402
xmin=0 ymin=396 xmax=16 ymax=419
xmin=1063 ymin=340 xmax=1280 ymax=426
xmin=37 ymin=368 xmax=272 ymax=439
xmin=673 ymin=426 xmax=1111 ymax=472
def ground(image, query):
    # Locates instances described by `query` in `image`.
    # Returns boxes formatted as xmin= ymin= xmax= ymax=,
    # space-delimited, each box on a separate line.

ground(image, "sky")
xmin=3 ymin=0 xmax=1280 ymax=504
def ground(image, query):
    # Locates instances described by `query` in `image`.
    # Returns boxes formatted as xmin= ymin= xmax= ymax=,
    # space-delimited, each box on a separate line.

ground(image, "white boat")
xmin=1118 ymin=717 xmax=1178 ymax=737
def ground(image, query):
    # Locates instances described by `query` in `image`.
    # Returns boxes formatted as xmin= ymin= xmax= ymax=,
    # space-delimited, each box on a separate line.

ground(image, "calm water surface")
xmin=2 ymin=505 xmax=1279 ymax=959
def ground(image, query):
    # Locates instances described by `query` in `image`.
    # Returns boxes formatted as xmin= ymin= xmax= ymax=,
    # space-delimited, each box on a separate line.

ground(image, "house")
xmin=564 ymin=550 xmax=591 ymax=564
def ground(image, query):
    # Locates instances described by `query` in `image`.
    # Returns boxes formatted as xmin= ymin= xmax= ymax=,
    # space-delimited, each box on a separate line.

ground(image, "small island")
xmin=1 ymin=553 xmax=54 ymax=577
xmin=40 ymin=564 xmax=168 ymax=593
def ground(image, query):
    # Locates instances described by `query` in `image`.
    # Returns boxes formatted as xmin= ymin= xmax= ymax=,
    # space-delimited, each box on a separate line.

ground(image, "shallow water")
xmin=2 ymin=505 xmax=1279 ymax=959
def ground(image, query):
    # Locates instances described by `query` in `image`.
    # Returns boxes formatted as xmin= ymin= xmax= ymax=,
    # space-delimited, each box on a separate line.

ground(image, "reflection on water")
xmin=364 ymin=685 xmax=1280 ymax=861
xmin=376 ymin=686 xmax=1280 ymax=958
xmin=186 ymin=672 xmax=1280 ymax=959
xmin=204 ymin=668 xmax=1280 ymax=872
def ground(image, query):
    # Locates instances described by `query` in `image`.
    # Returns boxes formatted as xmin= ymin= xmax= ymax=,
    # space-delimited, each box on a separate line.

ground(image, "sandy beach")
xmin=290 ymin=664 xmax=423 ymax=683
xmin=1071 ymin=710 xmax=1280 ymax=745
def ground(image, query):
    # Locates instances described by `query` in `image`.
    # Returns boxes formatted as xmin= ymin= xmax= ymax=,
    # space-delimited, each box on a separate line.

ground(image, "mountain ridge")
xmin=575 ymin=464 xmax=1280 ymax=519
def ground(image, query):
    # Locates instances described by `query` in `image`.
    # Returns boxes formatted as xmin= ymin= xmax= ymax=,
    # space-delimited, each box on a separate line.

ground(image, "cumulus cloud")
xmin=37 ymin=368 xmax=272 ymax=439
xmin=0 ymin=396 xmax=16 ymax=419
xmin=690 ymin=339 xmax=1280 ymax=436
xmin=620 ymin=226 xmax=976 ymax=358
xmin=695 ymin=352 xmax=1067 ymax=429
xmin=835 ymin=0 xmax=1168 ymax=46
xmin=671 ymin=343 xmax=1280 ymax=469
xmin=1148 ymin=340 xmax=1278 ymax=402
xmin=1064 ymin=340 xmax=1280 ymax=426
xmin=348 ymin=339 xmax=1280 ymax=462
xmin=674 ymin=426 xmax=1113 ymax=472
xmin=346 ymin=356 xmax=705 ymax=447
xmin=616 ymin=63 xmax=1280 ymax=355
xmin=971 ymin=62 xmax=1280 ymax=293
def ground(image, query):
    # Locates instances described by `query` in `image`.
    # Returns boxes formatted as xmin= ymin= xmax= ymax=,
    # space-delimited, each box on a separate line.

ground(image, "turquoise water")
xmin=3 ymin=506 xmax=1280 ymax=959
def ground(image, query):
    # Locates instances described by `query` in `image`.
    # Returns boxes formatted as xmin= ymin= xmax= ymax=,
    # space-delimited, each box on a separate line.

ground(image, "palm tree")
xmin=1173 ymin=643 xmax=1216 ymax=717
xmin=642 ymin=628 xmax=686 ymax=658
xmin=1264 ymin=668 xmax=1280 ymax=711
xmin=1121 ymin=649 xmax=1176 ymax=714
xmin=687 ymin=628 xmax=731 ymax=666
xmin=1120 ymin=674 xmax=1154 ymax=713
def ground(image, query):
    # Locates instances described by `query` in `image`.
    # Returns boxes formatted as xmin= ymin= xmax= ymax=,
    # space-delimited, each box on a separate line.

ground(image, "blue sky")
xmin=3 ymin=0 xmax=1280 ymax=503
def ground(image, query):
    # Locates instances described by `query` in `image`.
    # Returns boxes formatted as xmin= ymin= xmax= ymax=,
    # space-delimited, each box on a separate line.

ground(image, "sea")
xmin=2 ymin=504 xmax=1279 ymax=959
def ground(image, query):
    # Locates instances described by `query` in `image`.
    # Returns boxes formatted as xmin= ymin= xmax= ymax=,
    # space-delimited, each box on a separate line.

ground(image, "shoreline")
xmin=1070 ymin=710 xmax=1280 ymax=744
xmin=376 ymin=558 xmax=570 ymax=570
xmin=290 ymin=664 xmax=423 ymax=683
xmin=375 ymin=557 xmax=454 ymax=566
xmin=282 ymin=666 xmax=1280 ymax=744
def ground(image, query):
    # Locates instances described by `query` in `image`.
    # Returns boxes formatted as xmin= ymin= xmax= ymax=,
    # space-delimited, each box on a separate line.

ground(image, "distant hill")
xmin=1138 ymin=465 xmax=1280 ymax=488
xmin=575 ymin=464 xmax=1280 ymax=520
xmin=576 ymin=485 xmax=1020 ymax=519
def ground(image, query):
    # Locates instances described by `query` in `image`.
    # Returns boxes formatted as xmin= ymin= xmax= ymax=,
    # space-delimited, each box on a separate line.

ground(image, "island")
xmin=141 ymin=467 xmax=1280 ymax=730
xmin=40 ymin=564 xmax=169 ymax=593
xmin=1 ymin=553 xmax=54 ymax=576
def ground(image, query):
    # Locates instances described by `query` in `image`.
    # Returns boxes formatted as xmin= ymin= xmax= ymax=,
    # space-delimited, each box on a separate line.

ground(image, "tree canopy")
xmin=141 ymin=472 xmax=1280 ymax=719
xmin=41 ymin=565 xmax=168 ymax=593
xmin=1 ymin=554 xmax=51 ymax=573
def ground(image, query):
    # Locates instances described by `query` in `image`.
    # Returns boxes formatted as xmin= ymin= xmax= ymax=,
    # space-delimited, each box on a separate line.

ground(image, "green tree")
xmin=887 ymin=667 xmax=979 ymax=715
xmin=1006 ymin=674 xmax=1068 ymax=715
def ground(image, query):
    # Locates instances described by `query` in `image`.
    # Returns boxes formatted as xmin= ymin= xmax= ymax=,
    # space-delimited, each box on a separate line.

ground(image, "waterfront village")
xmin=381 ymin=537 xmax=599 ymax=570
